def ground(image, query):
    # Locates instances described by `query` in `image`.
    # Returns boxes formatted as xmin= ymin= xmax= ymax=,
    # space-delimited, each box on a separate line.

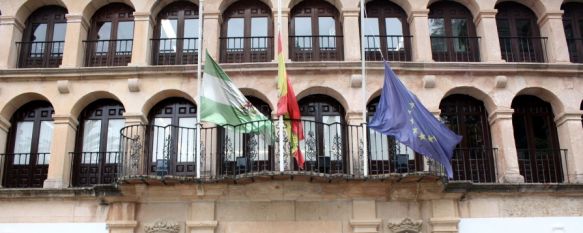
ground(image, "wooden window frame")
xmin=86 ymin=3 xmax=135 ymax=66
xmin=153 ymin=1 xmax=199 ymax=65
xmin=496 ymin=2 xmax=545 ymax=62
xmin=364 ymin=0 xmax=411 ymax=61
xmin=18 ymin=6 xmax=68 ymax=68
xmin=562 ymin=2 xmax=583 ymax=63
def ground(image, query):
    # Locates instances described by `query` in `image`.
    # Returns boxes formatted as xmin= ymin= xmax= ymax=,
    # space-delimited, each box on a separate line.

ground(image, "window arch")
xmin=220 ymin=0 xmax=273 ymax=63
xmin=73 ymin=99 xmax=125 ymax=187
xmin=148 ymin=97 xmax=197 ymax=176
xmin=562 ymin=2 xmax=583 ymax=63
xmin=512 ymin=95 xmax=562 ymax=183
xmin=290 ymin=0 xmax=343 ymax=61
xmin=428 ymin=1 xmax=479 ymax=62
xmin=297 ymin=94 xmax=346 ymax=173
xmin=18 ymin=6 xmax=67 ymax=68
xmin=2 ymin=101 xmax=54 ymax=188
xmin=439 ymin=94 xmax=495 ymax=182
xmin=363 ymin=0 xmax=411 ymax=61
xmin=153 ymin=1 xmax=199 ymax=65
xmin=367 ymin=96 xmax=423 ymax=175
xmin=85 ymin=3 xmax=135 ymax=67
xmin=496 ymin=2 xmax=545 ymax=63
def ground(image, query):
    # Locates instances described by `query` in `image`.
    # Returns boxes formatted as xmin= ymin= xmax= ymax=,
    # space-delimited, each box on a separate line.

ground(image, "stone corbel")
xmin=351 ymin=74 xmax=363 ymax=88
xmin=128 ymin=78 xmax=140 ymax=92
xmin=495 ymin=75 xmax=507 ymax=88
xmin=387 ymin=218 xmax=423 ymax=233
xmin=57 ymin=80 xmax=70 ymax=94
xmin=423 ymin=75 xmax=436 ymax=89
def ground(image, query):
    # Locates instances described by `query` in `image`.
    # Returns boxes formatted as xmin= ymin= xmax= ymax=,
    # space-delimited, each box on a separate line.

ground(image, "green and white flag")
xmin=200 ymin=51 xmax=272 ymax=133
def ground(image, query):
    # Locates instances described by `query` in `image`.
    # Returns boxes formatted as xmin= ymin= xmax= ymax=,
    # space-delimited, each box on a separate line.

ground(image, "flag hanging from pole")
xmin=276 ymin=32 xmax=305 ymax=169
xmin=369 ymin=61 xmax=462 ymax=178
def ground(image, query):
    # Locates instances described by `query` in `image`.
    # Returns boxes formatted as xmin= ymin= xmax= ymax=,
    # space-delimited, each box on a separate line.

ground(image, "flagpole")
xmin=195 ymin=0 xmax=204 ymax=179
xmin=277 ymin=0 xmax=285 ymax=173
xmin=360 ymin=0 xmax=369 ymax=177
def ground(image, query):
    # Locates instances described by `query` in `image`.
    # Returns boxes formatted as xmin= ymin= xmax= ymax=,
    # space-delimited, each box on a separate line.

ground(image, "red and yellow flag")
xmin=276 ymin=32 xmax=305 ymax=169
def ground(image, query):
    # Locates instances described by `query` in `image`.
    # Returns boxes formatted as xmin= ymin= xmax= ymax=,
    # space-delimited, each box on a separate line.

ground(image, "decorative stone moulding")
xmin=144 ymin=220 xmax=180 ymax=233
xmin=495 ymin=75 xmax=507 ymax=88
xmin=128 ymin=78 xmax=140 ymax=92
xmin=387 ymin=218 xmax=423 ymax=233
xmin=422 ymin=75 xmax=436 ymax=89
xmin=57 ymin=80 xmax=70 ymax=94
xmin=351 ymin=74 xmax=363 ymax=88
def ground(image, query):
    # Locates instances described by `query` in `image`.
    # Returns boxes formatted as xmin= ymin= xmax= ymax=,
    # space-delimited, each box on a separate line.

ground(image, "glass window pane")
xmin=227 ymin=18 xmax=244 ymax=50
xmin=363 ymin=18 xmax=380 ymax=50
xmin=31 ymin=24 xmax=47 ymax=42
xmin=251 ymin=17 xmax=268 ymax=49
xmin=319 ymin=17 xmax=336 ymax=49
xmin=300 ymin=116 xmax=316 ymax=161
xmin=452 ymin=19 xmax=468 ymax=52
xmin=106 ymin=119 xmax=124 ymax=163
xmin=294 ymin=17 xmax=312 ymax=49
xmin=152 ymin=118 xmax=172 ymax=162
xmin=178 ymin=117 xmax=196 ymax=162
xmin=159 ymin=19 xmax=178 ymax=53
xmin=96 ymin=22 xmax=112 ymax=53
xmin=368 ymin=115 xmax=389 ymax=160
xmin=82 ymin=120 xmax=101 ymax=164
xmin=116 ymin=21 xmax=134 ymax=53
xmin=37 ymin=121 xmax=53 ymax=165
xmin=51 ymin=23 xmax=66 ymax=55
xmin=429 ymin=18 xmax=447 ymax=52
xmin=184 ymin=19 xmax=199 ymax=52
xmin=13 ymin=121 xmax=33 ymax=165
xmin=386 ymin=18 xmax=404 ymax=51
xmin=515 ymin=19 xmax=532 ymax=37
xmin=322 ymin=116 xmax=341 ymax=160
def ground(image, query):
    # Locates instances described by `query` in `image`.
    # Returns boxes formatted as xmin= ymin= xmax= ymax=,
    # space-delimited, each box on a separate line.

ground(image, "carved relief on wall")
xmin=144 ymin=220 xmax=180 ymax=233
xmin=501 ymin=198 xmax=583 ymax=217
xmin=386 ymin=218 xmax=423 ymax=233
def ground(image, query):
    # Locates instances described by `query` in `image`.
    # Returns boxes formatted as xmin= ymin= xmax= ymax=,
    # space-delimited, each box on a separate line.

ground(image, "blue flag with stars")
xmin=369 ymin=62 xmax=462 ymax=178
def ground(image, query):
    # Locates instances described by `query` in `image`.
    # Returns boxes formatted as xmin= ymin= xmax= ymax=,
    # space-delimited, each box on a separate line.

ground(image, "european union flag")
xmin=369 ymin=62 xmax=462 ymax=178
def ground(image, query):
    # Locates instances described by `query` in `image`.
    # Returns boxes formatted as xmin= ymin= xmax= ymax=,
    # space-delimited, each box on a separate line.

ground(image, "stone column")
xmin=429 ymin=199 xmax=459 ymax=233
xmin=0 ymin=16 xmax=24 ymax=69
xmin=60 ymin=14 xmax=89 ymax=68
xmin=488 ymin=108 xmax=524 ymax=183
xmin=539 ymin=12 xmax=571 ymax=63
xmin=0 ymin=116 xmax=11 ymax=188
xmin=342 ymin=10 xmax=361 ymax=61
xmin=475 ymin=11 xmax=504 ymax=63
xmin=349 ymin=200 xmax=382 ymax=233
xmin=129 ymin=12 xmax=153 ymax=66
xmin=555 ymin=112 xmax=583 ymax=183
xmin=408 ymin=10 xmax=433 ymax=62
xmin=203 ymin=11 xmax=221 ymax=62
xmin=272 ymin=10 xmax=290 ymax=60
xmin=43 ymin=115 xmax=78 ymax=188
xmin=187 ymin=201 xmax=218 ymax=233
xmin=107 ymin=202 xmax=138 ymax=233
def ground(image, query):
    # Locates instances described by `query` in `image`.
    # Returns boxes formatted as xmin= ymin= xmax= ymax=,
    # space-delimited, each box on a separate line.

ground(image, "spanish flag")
xmin=276 ymin=32 xmax=305 ymax=169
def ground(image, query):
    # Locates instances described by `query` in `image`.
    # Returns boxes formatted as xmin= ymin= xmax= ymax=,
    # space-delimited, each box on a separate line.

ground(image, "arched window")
xmin=153 ymin=1 xmax=199 ymax=65
xmin=220 ymin=0 xmax=273 ymax=63
xmin=73 ymin=99 xmax=125 ymax=187
xmin=512 ymin=95 xmax=563 ymax=183
xmin=428 ymin=1 xmax=479 ymax=62
xmin=148 ymin=97 xmax=197 ymax=176
xmin=219 ymin=96 xmax=273 ymax=175
xmin=496 ymin=2 xmax=545 ymax=63
xmin=298 ymin=94 xmax=346 ymax=173
xmin=439 ymin=94 xmax=495 ymax=182
xmin=363 ymin=0 xmax=411 ymax=61
xmin=2 ymin=101 xmax=54 ymax=188
xmin=85 ymin=3 xmax=134 ymax=67
xmin=367 ymin=96 xmax=423 ymax=175
xmin=562 ymin=2 xmax=583 ymax=63
xmin=290 ymin=0 xmax=343 ymax=61
xmin=18 ymin=6 xmax=67 ymax=68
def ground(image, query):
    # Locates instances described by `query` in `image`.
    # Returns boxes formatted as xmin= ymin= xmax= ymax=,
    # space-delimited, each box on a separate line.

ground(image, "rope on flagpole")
xmin=195 ymin=0 xmax=204 ymax=179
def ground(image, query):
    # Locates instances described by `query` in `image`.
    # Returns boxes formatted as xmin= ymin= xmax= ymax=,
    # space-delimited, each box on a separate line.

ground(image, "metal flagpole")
xmin=360 ymin=0 xmax=369 ymax=177
xmin=277 ymin=0 xmax=285 ymax=173
xmin=195 ymin=0 xmax=205 ymax=179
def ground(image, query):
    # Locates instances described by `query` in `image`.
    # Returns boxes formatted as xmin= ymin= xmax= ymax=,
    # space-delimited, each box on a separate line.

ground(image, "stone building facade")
xmin=0 ymin=0 xmax=582 ymax=232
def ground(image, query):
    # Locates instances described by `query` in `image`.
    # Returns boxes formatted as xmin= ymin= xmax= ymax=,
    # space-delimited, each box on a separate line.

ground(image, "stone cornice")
xmin=52 ymin=114 xmax=80 ymax=128
xmin=65 ymin=14 xmax=90 ymax=30
xmin=538 ymin=11 xmax=564 ymax=26
xmin=0 ymin=116 xmax=11 ymax=132
xmin=473 ymin=10 xmax=498 ymax=25
xmin=554 ymin=112 xmax=582 ymax=127
xmin=488 ymin=108 xmax=514 ymax=125
xmin=0 ymin=16 xmax=25 ymax=31
xmin=407 ymin=10 xmax=429 ymax=24
xmin=133 ymin=12 xmax=154 ymax=24
xmin=123 ymin=113 xmax=148 ymax=125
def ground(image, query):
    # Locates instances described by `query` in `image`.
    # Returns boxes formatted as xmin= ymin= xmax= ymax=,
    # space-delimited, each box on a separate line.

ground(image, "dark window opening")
xmin=18 ymin=6 xmax=67 ymax=68
xmin=562 ymin=2 xmax=583 ymax=63
xmin=153 ymin=1 xmax=199 ymax=65
xmin=496 ymin=2 xmax=547 ymax=63
xmin=363 ymin=0 xmax=411 ymax=61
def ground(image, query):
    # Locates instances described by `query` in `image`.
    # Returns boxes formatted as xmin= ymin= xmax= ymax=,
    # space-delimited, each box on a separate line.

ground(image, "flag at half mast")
xmin=276 ymin=32 xmax=305 ymax=169
xmin=200 ymin=51 xmax=271 ymax=132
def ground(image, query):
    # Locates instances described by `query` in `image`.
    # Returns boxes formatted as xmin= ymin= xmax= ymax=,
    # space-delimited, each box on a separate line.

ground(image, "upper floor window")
xmin=220 ymin=0 xmax=273 ymax=63
xmin=363 ymin=0 xmax=411 ymax=61
xmin=512 ymin=95 xmax=563 ymax=183
xmin=73 ymin=99 xmax=125 ymax=187
xmin=428 ymin=1 xmax=479 ymax=62
xmin=562 ymin=2 xmax=583 ymax=63
xmin=290 ymin=0 xmax=343 ymax=61
xmin=2 ymin=101 xmax=54 ymax=188
xmin=18 ymin=6 xmax=67 ymax=68
xmin=496 ymin=2 xmax=546 ymax=63
xmin=85 ymin=3 xmax=134 ymax=67
xmin=439 ymin=94 xmax=495 ymax=182
xmin=153 ymin=1 xmax=199 ymax=65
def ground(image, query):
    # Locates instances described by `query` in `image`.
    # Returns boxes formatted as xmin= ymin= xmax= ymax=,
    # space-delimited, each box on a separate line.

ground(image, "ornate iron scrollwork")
xmin=247 ymin=134 xmax=259 ymax=161
xmin=223 ymin=136 xmax=234 ymax=162
xmin=129 ymin=135 xmax=142 ymax=175
xmin=331 ymin=134 xmax=343 ymax=161
xmin=304 ymin=131 xmax=316 ymax=161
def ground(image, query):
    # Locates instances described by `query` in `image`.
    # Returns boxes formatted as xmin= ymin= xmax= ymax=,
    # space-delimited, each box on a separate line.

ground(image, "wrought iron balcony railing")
xmin=450 ymin=147 xmax=497 ymax=183
xmin=70 ymin=152 xmax=120 ymax=187
xmin=430 ymin=36 xmax=481 ymax=62
xmin=84 ymin=39 xmax=133 ymax=67
xmin=499 ymin=36 xmax=548 ymax=63
xmin=1 ymin=153 xmax=50 ymax=188
xmin=219 ymin=36 xmax=274 ymax=63
xmin=151 ymin=37 xmax=199 ymax=65
xmin=566 ymin=38 xmax=583 ymax=63
xmin=290 ymin=35 xmax=343 ymax=61
xmin=517 ymin=149 xmax=567 ymax=183
xmin=364 ymin=35 xmax=412 ymax=62
xmin=16 ymin=41 xmax=65 ymax=68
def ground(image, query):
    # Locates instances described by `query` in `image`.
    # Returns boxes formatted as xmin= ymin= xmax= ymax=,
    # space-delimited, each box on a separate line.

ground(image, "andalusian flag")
xmin=200 ymin=52 xmax=271 ymax=132
xmin=276 ymin=32 xmax=305 ymax=169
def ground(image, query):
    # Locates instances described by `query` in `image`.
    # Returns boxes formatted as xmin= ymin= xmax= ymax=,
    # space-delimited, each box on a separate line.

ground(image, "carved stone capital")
xmin=387 ymin=218 xmax=423 ymax=233
xmin=144 ymin=220 xmax=180 ymax=233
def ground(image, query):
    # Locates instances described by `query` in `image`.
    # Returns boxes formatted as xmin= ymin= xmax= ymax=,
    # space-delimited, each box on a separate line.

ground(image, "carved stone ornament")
xmin=144 ymin=220 xmax=180 ymax=233
xmin=387 ymin=218 xmax=423 ymax=233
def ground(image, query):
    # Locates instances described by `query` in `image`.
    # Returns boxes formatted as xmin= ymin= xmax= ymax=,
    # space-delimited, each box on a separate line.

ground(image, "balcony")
xmin=1 ymin=153 xmax=49 ymax=188
xmin=364 ymin=35 xmax=412 ymax=62
xmin=16 ymin=41 xmax=64 ymax=68
xmin=84 ymin=39 xmax=133 ymax=67
xmin=517 ymin=149 xmax=567 ymax=183
xmin=451 ymin=148 xmax=497 ymax=183
xmin=71 ymin=152 xmax=120 ymax=187
xmin=430 ymin=36 xmax=481 ymax=62
xmin=151 ymin=38 xmax=199 ymax=65
xmin=567 ymin=38 xmax=583 ymax=63
xmin=219 ymin=36 xmax=274 ymax=63
xmin=290 ymin=35 xmax=343 ymax=61
xmin=499 ymin=36 xmax=548 ymax=63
